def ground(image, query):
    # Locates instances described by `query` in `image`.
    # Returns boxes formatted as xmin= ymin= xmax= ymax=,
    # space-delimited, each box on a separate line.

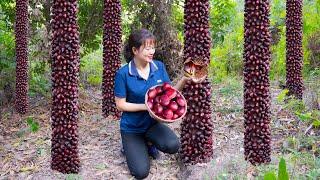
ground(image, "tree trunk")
xmin=130 ymin=0 xmax=183 ymax=79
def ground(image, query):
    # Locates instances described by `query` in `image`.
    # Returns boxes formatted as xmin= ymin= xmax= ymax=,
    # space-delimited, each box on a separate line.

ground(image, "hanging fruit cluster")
xmin=243 ymin=0 xmax=272 ymax=165
xmin=50 ymin=0 xmax=80 ymax=174
xmin=15 ymin=0 xmax=29 ymax=114
xmin=286 ymin=0 xmax=304 ymax=99
xmin=180 ymin=0 xmax=213 ymax=165
xmin=102 ymin=0 xmax=122 ymax=118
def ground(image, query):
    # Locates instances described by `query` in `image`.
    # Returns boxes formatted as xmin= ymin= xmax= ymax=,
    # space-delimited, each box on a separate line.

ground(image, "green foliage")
xmin=258 ymin=153 xmax=319 ymax=179
xmin=87 ymin=75 xmax=101 ymax=86
xmin=80 ymin=48 xmax=103 ymax=87
xmin=36 ymin=148 xmax=46 ymax=157
xmin=302 ymin=0 xmax=320 ymax=75
xmin=278 ymin=158 xmax=289 ymax=180
xmin=210 ymin=0 xmax=237 ymax=46
xmin=283 ymin=135 xmax=319 ymax=160
xmin=270 ymin=0 xmax=286 ymax=27
xmin=78 ymin=0 xmax=103 ymax=55
xmin=217 ymin=77 xmax=242 ymax=97
xmin=264 ymin=172 xmax=277 ymax=180
xmin=295 ymin=112 xmax=313 ymax=122
xmin=313 ymin=119 xmax=320 ymax=128
xmin=276 ymin=89 xmax=289 ymax=103
xmin=269 ymin=0 xmax=320 ymax=79
xmin=94 ymin=163 xmax=107 ymax=170
xmin=270 ymin=32 xmax=286 ymax=80
xmin=0 ymin=6 xmax=15 ymax=102
xmin=26 ymin=117 xmax=40 ymax=133
xmin=66 ymin=174 xmax=83 ymax=180
xmin=171 ymin=0 xmax=184 ymax=42
xmin=277 ymin=89 xmax=320 ymax=128
xmin=261 ymin=158 xmax=289 ymax=180
xmin=29 ymin=61 xmax=50 ymax=97
xmin=120 ymin=0 xmax=150 ymax=36
xmin=0 ymin=0 xmax=15 ymax=27
xmin=209 ymin=14 xmax=244 ymax=82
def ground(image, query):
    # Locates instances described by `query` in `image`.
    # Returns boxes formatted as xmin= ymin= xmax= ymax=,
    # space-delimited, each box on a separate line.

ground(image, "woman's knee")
xmin=164 ymin=139 xmax=180 ymax=154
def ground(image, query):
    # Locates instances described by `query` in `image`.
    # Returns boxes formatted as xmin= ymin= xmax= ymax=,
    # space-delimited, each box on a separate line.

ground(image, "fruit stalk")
xmin=243 ymin=0 xmax=272 ymax=165
xmin=51 ymin=0 xmax=80 ymax=173
xmin=180 ymin=0 xmax=214 ymax=165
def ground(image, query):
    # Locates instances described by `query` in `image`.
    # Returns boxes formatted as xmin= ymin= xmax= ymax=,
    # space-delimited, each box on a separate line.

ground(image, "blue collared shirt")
xmin=114 ymin=60 xmax=171 ymax=133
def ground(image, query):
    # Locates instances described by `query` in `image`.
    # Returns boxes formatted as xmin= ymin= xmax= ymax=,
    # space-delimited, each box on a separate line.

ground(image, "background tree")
xmin=124 ymin=0 xmax=184 ymax=79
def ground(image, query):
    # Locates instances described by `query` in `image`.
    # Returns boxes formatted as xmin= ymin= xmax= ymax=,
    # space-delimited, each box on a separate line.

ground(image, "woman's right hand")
xmin=115 ymin=97 xmax=148 ymax=112
xmin=140 ymin=104 xmax=148 ymax=111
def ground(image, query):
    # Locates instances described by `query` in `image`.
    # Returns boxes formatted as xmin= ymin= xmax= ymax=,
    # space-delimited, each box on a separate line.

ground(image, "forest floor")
xmin=0 ymin=79 xmax=319 ymax=180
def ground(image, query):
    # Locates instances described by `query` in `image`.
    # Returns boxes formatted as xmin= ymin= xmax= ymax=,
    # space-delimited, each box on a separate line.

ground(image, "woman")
xmin=114 ymin=29 xmax=191 ymax=179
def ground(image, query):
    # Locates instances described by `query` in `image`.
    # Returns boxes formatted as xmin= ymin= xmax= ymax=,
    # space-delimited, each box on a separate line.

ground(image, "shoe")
xmin=120 ymin=144 xmax=160 ymax=160
xmin=120 ymin=147 xmax=125 ymax=155
xmin=148 ymin=144 xmax=160 ymax=160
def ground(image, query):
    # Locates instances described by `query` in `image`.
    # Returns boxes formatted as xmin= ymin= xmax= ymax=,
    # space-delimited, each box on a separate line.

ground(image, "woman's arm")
xmin=115 ymin=97 xmax=147 ymax=112
xmin=174 ymin=75 xmax=206 ymax=91
xmin=174 ymin=76 xmax=189 ymax=91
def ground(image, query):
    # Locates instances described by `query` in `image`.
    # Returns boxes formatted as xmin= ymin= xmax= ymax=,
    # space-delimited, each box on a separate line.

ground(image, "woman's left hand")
xmin=175 ymin=75 xmax=206 ymax=91
xmin=182 ymin=75 xmax=206 ymax=84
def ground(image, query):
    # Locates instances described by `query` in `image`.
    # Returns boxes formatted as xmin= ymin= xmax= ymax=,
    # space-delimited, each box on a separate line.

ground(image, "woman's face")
xmin=133 ymin=39 xmax=155 ymax=63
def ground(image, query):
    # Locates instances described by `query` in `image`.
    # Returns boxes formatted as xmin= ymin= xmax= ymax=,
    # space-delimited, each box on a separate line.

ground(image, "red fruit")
xmin=162 ymin=82 xmax=172 ymax=90
xmin=165 ymin=89 xmax=177 ymax=100
xmin=168 ymin=101 xmax=178 ymax=111
xmin=173 ymin=113 xmax=179 ymax=119
xmin=163 ymin=109 xmax=174 ymax=119
xmin=176 ymin=93 xmax=181 ymax=98
xmin=148 ymin=89 xmax=157 ymax=99
xmin=160 ymin=95 xmax=170 ymax=106
xmin=154 ymin=96 xmax=161 ymax=103
xmin=176 ymin=106 xmax=185 ymax=116
xmin=176 ymin=97 xmax=186 ymax=107
xmin=147 ymin=101 xmax=153 ymax=109
xmin=153 ymin=103 xmax=163 ymax=115
xmin=156 ymin=86 xmax=163 ymax=94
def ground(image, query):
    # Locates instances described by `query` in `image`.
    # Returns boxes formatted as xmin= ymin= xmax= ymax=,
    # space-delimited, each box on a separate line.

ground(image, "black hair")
xmin=123 ymin=28 xmax=156 ymax=63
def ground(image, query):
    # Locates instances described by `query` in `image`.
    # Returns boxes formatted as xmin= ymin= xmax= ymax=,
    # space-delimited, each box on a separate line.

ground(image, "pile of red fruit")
xmin=146 ymin=83 xmax=187 ymax=121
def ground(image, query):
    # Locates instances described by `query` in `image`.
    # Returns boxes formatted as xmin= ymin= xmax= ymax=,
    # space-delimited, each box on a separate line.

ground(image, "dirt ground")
xmin=0 ymin=83 xmax=318 ymax=179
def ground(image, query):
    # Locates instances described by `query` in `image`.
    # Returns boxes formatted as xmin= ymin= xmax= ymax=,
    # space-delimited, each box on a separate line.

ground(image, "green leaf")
xmin=66 ymin=174 xmax=82 ymax=180
xmin=295 ymin=112 xmax=313 ymax=122
xmin=312 ymin=119 xmax=320 ymax=128
xmin=278 ymin=158 xmax=289 ymax=180
xmin=30 ymin=121 xmax=39 ymax=132
xmin=276 ymin=89 xmax=289 ymax=103
xmin=26 ymin=117 xmax=40 ymax=133
xmin=95 ymin=163 xmax=107 ymax=170
xmin=36 ymin=148 xmax=46 ymax=156
xmin=264 ymin=171 xmax=277 ymax=180
xmin=26 ymin=117 xmax=34 ymax=125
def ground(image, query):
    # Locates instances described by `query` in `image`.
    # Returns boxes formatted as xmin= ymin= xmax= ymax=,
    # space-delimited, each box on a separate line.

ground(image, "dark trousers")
xmin=121 ymin=122 xmax=180 ymax=179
